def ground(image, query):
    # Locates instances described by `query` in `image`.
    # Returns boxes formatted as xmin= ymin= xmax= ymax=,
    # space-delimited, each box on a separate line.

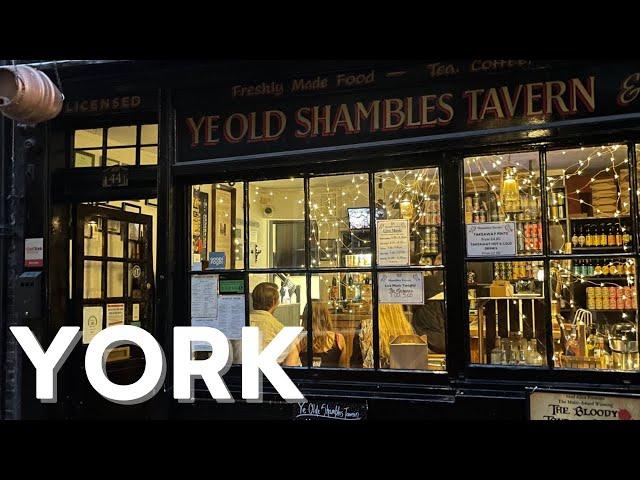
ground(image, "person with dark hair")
xmin=411 ymin=254 xmax=446 ymax=354
xmin=249 ymin=282 xmax=300 ymax=366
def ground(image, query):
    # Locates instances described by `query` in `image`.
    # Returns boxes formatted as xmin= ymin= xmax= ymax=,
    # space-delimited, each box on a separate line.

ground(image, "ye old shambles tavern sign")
xmin=175 ymin=62 xmax=640 ymax=162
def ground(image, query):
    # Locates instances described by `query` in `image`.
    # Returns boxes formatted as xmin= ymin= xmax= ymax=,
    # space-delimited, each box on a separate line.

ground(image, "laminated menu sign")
xmin=82 ymin=306 xmax=103 ymax=344
xmin=378 ymin=271 xmax=424 ymax=304
xmin=215 ymin=295 xmax=245 ymax=340
xmin=106 ymin=303 xmax=125 ymax=326
xmin=466 ymin=221 xmax=516 ymax=257
xmin=376 ymin=219 xmax=410 ymax=266
xmin=191 ymin=274 xmax=218 ymax=318
xmin=529 ymin=390 xmax=640 ymax=420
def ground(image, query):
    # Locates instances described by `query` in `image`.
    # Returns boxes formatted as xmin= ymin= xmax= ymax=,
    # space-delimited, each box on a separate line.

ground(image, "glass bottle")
xmin=594 ymin=259 xmax=602 ymax=276
xmin=491 ymin=337 xmax=506 ymax=365
xmin=557 ymin=192 xmax=565 ymax=219
xmin=600 ymin=224 xmax=608 ymax=248
xmin=616 ymin=223 xmax=623 ymax=246
xmin=585 ymin=224 xmax=593 ymax=247
xmin=578 ymin=225 xmax=586 ymax=247
xmin=607 ymin=223 xmax=616 ymax=246
xmin=623 ymin=225 xmax=632 ymax=246
xmin=571 ymin=225 xmax=579 ymax=247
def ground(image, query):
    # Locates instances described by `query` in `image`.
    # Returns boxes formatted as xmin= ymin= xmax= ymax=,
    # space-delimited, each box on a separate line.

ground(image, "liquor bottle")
xmin=571 ymin=226 xmax=579 ymax=247
xmin=578 ymin=225 xmax=586 ymax=247
xmin=491 ymin=337 xmax=506 ymax=365
xmin=585 ymin=224 xmax=593 ymax=247
xmin=616 ymin=223 xmax=623 ymax=246
xmin=550 ymin=192 xmax=559 ymax=219
xmin=599 ymin=224 xmax=607 ymax=247
xmin=594 ymin=259 xmax=603 ymax=276
xmin=573 ymin=259 xmax=581 ymax=277
xmin=592 ymin=224 xmax=599 ymax=246
xmin=623 ymin=224 xmax=632 ymax=246
xmin=607 ymin=223 xmax=616 ymax=246
xmin=557 ymin=192 xmax=565 ymax=219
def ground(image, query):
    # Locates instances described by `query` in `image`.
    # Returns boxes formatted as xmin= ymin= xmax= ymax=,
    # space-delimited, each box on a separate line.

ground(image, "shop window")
xmin=190 ymin=183 xmax=244 ymax=271
xmin=72 ymin=124 xmax=158 ymax=167
xmin=467 ymin=260 xmax=547 ymax=366
xmin=464 ymin=152 xmax=542 ymax=256
xmin=546 ymin=145 xmax=631 ymax=255
xmin=249 ymin=178 xmax=305 ymax=269
xmin=187 ymin=165 xmax=447 ymax=372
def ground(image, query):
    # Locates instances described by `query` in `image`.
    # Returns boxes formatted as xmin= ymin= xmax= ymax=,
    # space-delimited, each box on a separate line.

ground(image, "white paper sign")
xmin=216 ymin=295 xmax=245 ymax=340
xmin=25 ymin=238 xmax=44 ymax=267
xmin=132 ymin=303 xmax=140 ymax=322
xmin=378 ymin=272 xmax=424 ymax=304
xmin=466 ymin=222 xmax=516 ymax=257
xmin=191 ymin=274 xmax=219 ymax=318
xmin=82 ymin=306 xmax=103 ymax=344
xmin=530 ymin=391 xmax=640 ymax=421
xmin=106 ymin=303 xmax=125 ymax=326
xmin=376 ymin=219 xmax=410 ymax=266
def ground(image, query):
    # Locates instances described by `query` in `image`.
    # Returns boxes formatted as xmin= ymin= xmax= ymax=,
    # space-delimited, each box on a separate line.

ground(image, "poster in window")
xmin=213 ymin=185 xmax=235 ymax=269
xmin=192 ymin=187 xmax=209 ymax=263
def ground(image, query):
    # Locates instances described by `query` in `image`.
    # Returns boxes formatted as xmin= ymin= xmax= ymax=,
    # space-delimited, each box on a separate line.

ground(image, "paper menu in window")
xmin=215 ymin=295 xmax=245 ymax=340
xmin=191 ymin=274 xmax=219 ymax=318
xmin=376 ymin=219 xmax=410 ymax=266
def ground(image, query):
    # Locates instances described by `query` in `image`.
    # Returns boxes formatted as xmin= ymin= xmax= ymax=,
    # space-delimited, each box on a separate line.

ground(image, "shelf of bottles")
xmin=551 ymin=257 xmax=638 ymax=371
xmin=569 ymin=217 xmax=633 ymax=253
xmin=326 ymin=272 xmax=372 ymax=315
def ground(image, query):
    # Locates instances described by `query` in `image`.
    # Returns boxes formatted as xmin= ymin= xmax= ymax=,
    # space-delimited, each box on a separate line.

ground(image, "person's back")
xmin=298 ymin=301 xmax=348 ymax=368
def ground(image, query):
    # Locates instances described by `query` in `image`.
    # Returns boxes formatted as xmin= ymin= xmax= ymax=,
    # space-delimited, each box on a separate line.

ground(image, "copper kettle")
xmin=0 ymin=64 xmax=63 ymax=125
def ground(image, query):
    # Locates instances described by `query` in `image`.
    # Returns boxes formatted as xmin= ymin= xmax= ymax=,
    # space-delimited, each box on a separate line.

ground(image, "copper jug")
xmin=0 ymin=65 xmax=63 ymax=125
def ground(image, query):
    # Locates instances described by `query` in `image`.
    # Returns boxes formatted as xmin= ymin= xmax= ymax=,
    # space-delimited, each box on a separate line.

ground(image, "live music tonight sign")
xmin=175 ymin=61 xmax=640 ymax=162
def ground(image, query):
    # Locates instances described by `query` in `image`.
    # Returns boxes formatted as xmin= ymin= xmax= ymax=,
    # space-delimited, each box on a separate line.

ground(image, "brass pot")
xmin=0 ymin=65 xmax=63 ymax=125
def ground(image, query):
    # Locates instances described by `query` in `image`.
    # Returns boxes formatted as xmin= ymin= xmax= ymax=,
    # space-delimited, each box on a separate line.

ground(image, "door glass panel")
xmin=107 ymin=262 xmax=124 ymax=297
xmin=83 ymin=217 xmax=103 ymax=256
xmin=128 ymin=223 xmax=144 ymax=260
xmin=141 ymin=124 xmax=158 ymax=144
xmin=83 ymin=260 xmax=102 ymax=298
xmin=128 ymin=263 xmax=145 ymax=299
xmin=105 ymin=147 xmax=136 ymax=166
xmin=140 ymin=146 xmax=158 ymax=165
xmin=74 ymin=128 xmax=103 ymax=149
xmin=107 ymin=220 xmax=124 ymax=257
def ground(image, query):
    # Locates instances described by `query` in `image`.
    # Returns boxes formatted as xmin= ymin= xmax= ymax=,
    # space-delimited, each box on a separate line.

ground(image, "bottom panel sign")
xmin=529 ymin=389 xmax=640 ymax=420
xmin=294 ymin=400 xmax=367 ymax=421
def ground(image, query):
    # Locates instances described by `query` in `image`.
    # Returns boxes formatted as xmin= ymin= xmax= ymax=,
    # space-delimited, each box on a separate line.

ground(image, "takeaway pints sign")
xmin=177 ymin=64 xmax=640 ymax=161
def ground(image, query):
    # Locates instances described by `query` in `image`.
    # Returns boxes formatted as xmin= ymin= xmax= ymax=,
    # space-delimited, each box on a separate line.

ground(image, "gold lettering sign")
xmin=64 ymin=96 xmax=142 ymax=114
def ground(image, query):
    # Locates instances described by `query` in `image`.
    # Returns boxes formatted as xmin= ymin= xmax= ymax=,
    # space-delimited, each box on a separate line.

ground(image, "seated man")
xmin=249 ymin=282 xmax=301 ymax=366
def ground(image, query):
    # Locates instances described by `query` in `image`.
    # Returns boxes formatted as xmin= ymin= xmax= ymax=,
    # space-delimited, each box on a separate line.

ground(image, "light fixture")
xmin=501 ymin=165 xmax=521 ymax=213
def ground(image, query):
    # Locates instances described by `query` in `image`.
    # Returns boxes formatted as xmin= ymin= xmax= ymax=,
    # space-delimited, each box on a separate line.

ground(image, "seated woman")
xmin=350 ymin=303 xmax=416 ymax=369
xmin=298 ymin=300 xmax=349 ymax=368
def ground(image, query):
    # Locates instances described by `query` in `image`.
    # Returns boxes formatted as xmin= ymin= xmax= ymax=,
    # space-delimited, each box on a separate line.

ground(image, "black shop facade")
xmin=8 ymin=60 xmax=640 ymax=420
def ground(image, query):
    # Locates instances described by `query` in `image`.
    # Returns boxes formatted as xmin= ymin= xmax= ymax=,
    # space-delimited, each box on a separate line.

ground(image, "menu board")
xmin=376 ymin=219 xmax=410 ymax=266
xmin=466 ymin=221 xmax=516 ymax=257
xmin=378 ymin=272 xmax=424 ymax=304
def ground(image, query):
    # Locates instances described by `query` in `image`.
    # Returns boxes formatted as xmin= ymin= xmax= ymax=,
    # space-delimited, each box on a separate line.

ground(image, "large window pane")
xmin=248 ymin=273 xmax=306 ymax=367
xmin=467 ymin=261 xmax=547 ymax=366
xmin=551 ymin=257 xmax=638 ymax=371
xmin=140 ymin=124 xmax=158 ymax=144
xmin=378 ymin=270 xmax=446 ymax=371
xmin=311 ymin=272 xmax=372 ymax=368
xmin=249 ymin=178 xmax=305 ymax=269
xmin=83 ymin=260 xmax=102 ymax=299
xmin=547 ymin=145 xmax=631 ymax=255
xmin=191 ymin=183 xmax=244 ymax=270
xmin=74 ymin=149 xmax=101 ymax=168
xmin=107 ymin=261 xmax=124 ymax=298
xmin=309 ymin=174 xmax=371 ymax=269
xmin=74 ymin=128 xmax=103 ymax=149
xmin=464 ymin=152 xmax=541 ymax=256
xmin=140 ymin=146 xmax=158 ymax=165
xmin=107 ymin=126 xmax=137 ymax=147
xmin=375 ymin=168 xmax=442 ymax=265
xmin=105 ymin=147 xmax=136 ymax=166
xmin=83 ymin=216 xmax=103 ymax=256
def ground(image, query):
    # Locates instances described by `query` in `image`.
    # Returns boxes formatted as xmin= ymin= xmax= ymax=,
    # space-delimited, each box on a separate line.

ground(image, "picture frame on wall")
xmin=212 ymin=185 xmax=236 ymax=269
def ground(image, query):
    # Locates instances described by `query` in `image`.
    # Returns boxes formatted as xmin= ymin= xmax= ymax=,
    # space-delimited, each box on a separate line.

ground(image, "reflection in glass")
xmin=83 ymin=260 xmax=102 ymax=298
xmin=550 ymin=257 xmax=638 ymax=371
xmin=249 ymin=178 xmax=304 ymax=269
xmin=375 ymin=168 xmax=442 ymax=266
xmin=74 ymin=128 xmax=103 ymax=149
xmin=107 ymin=262 xmax=124 ymax=297
xmin=128 ymin=263 xmax=144 ymax=299
xmin=107 ymin=126 xmax=137 ymax=146
xmin=467 ymin=261 xmax=547 ymax=366
xmin=107 ymin=220 xmax=124 ymax=257
xmin=547 ymin=145 xmax=631 ymax=255
xmin=75 ymin=150 xmax=101 ymax=168
xmin=84 ymin=217 xmax=103 ymax=256
xmin=140 ymin=146 xmax=158 ymax=165
xmin=141 ymin=124 xmax=158 ymax=144
xmin=309 ymin=174 xmax=371 ymax=269
xmin=105 ymin=147 xmax=136 ymax=166
xmin=464 ymin=153 xmax=541 ymax=256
